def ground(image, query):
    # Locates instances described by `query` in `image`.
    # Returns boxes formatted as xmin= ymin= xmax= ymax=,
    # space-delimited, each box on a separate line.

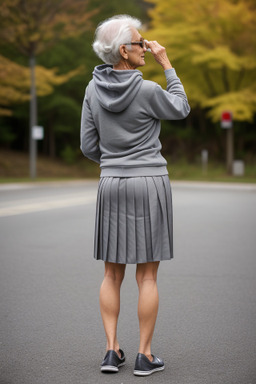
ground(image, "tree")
xmin=142 ymin=0 xmax=256 ymax=171
xmin=0 ymin=54 xmax=81 ymax=116
xmin=144 ymin=0 xmax=256 ymax=123
xmin=0 ymin=55 xmax=29 ymax=116
xmin=0 ymin=0 xmax=97 ymax=177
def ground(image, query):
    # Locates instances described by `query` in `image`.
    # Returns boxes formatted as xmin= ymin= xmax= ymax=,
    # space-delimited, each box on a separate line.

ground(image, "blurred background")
xmin=0 ymin=0 xmax=255 ymax=182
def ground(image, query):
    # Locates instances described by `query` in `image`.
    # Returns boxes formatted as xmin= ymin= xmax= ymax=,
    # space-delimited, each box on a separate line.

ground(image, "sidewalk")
xmin=172 ymin=180 xmax=256 ymax=192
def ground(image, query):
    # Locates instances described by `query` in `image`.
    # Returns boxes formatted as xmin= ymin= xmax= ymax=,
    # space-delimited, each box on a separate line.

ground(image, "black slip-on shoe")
xmin=133 ymin=353 xmax=165 ymax=376
xmin=100 ymin=349 xmax=125 ymax=373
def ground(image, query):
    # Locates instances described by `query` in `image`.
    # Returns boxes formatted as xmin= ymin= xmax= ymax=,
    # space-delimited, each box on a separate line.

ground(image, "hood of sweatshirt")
xmin=92 ymin=64 xmax=143 ymax=113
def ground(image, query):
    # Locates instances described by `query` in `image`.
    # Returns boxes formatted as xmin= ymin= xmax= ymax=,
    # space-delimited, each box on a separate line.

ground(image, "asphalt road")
xmin=0 ymin=180 xmax=256 ymax=384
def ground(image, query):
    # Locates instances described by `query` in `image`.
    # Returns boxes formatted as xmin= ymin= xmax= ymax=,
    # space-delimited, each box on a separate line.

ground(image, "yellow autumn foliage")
xmin=0 ymin=55 xmax=83 ymax=116
xmin=0 ymin=0 xmax=98 ymax=55
xmin=143 ymin=0 xmax=256 ymax=122
xmin=0 ymin=0 xmax=96 ymax=117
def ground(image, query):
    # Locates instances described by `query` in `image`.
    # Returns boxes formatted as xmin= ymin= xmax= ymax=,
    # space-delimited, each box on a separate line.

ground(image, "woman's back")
xmin=81 ymin=64 xmax=190 ymax=176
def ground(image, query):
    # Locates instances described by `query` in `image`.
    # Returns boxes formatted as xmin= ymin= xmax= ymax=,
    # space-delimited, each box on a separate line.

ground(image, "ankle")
xmin=139 ymin=351 xmax=153 ymax=362
xmin=145 ymin=353 xmax=153 ymax=362
xmin=106 ymin=344 xmax=121 ymax=357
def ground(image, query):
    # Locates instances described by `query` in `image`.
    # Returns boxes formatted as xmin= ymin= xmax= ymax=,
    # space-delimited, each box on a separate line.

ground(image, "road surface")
xmin=0 ymin=180 xmax=256 ymax=384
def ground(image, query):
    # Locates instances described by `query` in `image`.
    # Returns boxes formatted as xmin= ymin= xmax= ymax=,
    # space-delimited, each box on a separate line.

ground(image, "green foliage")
xmin=0 ymin=0 xmax=98 ymax=56
xmin=60 ymin=145 xmax=78 ymax=164
xmin=0 ymin=0 xmax=97 ymax=152
xmin=0 ymin=0 xmax=147 ymax=156
xmin=0 ymin=0 xmax=255 ymax=164
xmin=0 ymin=124 xmax=16 ymax=146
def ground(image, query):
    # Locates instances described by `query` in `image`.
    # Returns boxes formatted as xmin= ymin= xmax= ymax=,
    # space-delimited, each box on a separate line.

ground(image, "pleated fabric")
xmin=94 ymin=175 xmax=173 ymax=264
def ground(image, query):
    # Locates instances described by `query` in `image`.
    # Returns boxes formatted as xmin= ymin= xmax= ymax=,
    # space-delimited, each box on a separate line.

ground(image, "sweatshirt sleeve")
xmin=146 ymin=68 xmax=190 ymax=120
xmin=80 ymin=87 xmax=101 ymax=164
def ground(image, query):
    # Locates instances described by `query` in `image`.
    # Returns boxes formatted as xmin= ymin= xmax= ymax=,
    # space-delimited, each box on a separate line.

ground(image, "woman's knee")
xmin=104 ymin=262 xmax=126 ymax=283
xmin=136 ymin=262 xmax=160 ymax=285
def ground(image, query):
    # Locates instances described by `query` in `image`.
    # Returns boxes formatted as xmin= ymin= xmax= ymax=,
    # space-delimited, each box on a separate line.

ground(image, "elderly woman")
xmin=80 ymin=15 xmax=190 ymax=376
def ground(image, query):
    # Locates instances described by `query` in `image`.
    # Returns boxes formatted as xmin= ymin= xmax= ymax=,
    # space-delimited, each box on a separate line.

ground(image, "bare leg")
xmin=99 ymin=262 xmax=126 ymax=356
xmin=136 ymin=261 xmax=160 ymax=361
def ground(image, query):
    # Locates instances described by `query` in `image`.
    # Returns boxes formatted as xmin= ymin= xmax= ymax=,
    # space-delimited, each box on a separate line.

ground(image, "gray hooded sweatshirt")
xmin=80 ymin=64 xmax=190 ymax=177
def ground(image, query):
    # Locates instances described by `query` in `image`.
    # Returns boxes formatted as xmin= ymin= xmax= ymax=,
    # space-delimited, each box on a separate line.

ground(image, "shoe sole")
xmin=134 ymin=365 xmax=165 ymax=376
xmin=101 ymin=362 xmax=125 ymax=373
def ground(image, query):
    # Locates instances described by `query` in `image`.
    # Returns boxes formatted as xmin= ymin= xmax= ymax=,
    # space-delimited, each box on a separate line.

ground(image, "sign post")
xmin=31 ymin=126 xmax=44 ymax=179
xmin=221 ymin=111 xmax=233 ymax=174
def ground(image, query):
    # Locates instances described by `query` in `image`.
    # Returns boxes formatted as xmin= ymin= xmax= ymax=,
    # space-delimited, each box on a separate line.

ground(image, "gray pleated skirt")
xmin=94 ymin=175 xmax=173 ymax=264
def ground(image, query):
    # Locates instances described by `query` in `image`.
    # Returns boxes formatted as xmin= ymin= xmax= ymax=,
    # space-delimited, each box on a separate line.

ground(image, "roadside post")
xmin=221 ymin=111 xmax=233 ymax=174
xmin=201 ymin=149 xmax=208 ymax=175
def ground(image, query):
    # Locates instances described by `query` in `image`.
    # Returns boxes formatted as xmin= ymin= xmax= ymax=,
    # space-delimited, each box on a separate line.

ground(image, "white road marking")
xmin=0 ymin=194 xmax=96 ymax=217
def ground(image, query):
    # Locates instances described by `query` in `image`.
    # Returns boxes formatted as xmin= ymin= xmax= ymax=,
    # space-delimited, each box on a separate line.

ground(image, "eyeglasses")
xmin=123 ymin=39 xmax=147 ymax=49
